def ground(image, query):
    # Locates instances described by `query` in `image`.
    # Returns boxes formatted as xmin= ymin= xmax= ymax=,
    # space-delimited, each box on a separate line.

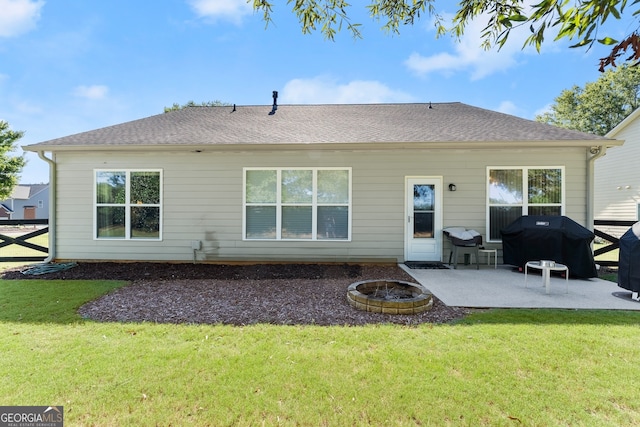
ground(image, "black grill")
xmin=618 ymin=223 xmax=640 ymax=293
xmin=501 ymin=215 xmax=597 ymax=278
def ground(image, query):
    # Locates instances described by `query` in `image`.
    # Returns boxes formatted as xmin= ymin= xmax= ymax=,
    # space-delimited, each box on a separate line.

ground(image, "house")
xmin=594 ymin=107 xmax=640 ymax=223
xmin=22 ymin=101 xmax=618 ymax=264
xmin=0 ymin=184 xmax=50 ymax=220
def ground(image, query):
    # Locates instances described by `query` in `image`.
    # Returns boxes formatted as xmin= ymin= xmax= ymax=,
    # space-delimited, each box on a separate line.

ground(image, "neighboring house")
xmin=594 ymin=107 xmax=640 ymax=223
xmin=22 ymin=101 xmax=618 ymax=264
xmin=0 ymin=184 xmax=50 ymax=220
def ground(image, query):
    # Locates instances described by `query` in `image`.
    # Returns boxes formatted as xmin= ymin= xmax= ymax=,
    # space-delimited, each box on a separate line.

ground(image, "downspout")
xmin=37 ymin=151 xmax=56 ymax=263
xmin=587 ymin=145 xmax=607 ymax=232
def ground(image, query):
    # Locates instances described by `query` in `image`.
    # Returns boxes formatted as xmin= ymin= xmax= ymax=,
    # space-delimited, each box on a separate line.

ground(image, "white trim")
xmin=243 ymin=167 xmax=352 ymax=241
xmin=404 ymin=176 xmax=443 ymax=261
xmin=93 ymin=169 xmax=163 ymax=241
xmin=486 ymin=166 xmax=565 ymax=241
xmin=606 ymin=106 xmax=640 ymax=138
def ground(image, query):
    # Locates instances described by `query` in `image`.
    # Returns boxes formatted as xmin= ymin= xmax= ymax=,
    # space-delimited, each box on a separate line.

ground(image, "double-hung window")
xmin=244 ymin=168 xmax=351 ymax=240
xmin=95 ymin=170 xmax=162 ymax=240
xmin=487 ymin=167 xmax=564 ymax=240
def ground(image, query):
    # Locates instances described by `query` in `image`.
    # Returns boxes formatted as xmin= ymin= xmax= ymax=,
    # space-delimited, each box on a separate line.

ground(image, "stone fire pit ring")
xmin=347 ymin=279 xmax=433 ymax=315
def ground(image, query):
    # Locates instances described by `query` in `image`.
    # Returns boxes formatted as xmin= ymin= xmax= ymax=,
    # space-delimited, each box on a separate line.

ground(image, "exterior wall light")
xmin=449 ymin=183 xmax=457 ymax=191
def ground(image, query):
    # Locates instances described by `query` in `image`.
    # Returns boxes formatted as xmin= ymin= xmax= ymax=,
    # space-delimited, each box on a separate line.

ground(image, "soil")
xmin=1 ymin=262 xmax=471 ymax=326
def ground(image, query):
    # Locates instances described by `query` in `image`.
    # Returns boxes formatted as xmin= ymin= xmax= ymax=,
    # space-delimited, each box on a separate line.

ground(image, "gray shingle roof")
xmin=23 ymin=102 xmax=609 ymax=151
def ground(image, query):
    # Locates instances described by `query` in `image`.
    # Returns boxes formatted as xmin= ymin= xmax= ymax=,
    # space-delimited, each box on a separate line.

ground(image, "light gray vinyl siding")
xmin=53 ymin=147 xmax=589 ymax=263
xmin=595 ymin=117 xmax=640 ymax=221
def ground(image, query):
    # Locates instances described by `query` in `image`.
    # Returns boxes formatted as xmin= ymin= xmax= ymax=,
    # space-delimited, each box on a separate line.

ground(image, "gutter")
xmin=586 ymin=145 xmax=607 ymax=232
xmin=22 ymin=139 xmax=619 ymax=153
xmin=37 ymin=151 xmax=56 ymax=263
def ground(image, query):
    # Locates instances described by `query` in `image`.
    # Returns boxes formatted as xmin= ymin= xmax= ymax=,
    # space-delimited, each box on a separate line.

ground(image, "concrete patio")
xmin=400 ymin=263 xmax=640 ymax=311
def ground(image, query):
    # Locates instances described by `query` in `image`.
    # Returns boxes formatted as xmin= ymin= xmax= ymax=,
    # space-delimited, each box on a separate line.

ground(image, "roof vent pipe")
xmin=269 ymin=91 xmax=278 ymax=115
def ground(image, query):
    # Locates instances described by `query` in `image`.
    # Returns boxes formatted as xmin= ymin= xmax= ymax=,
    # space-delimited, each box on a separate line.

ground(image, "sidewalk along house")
xmin=0 ymin=184 xmax=50 ymax=220
xmin=22 ymin=101 xmax=619 ymax=264
xmin=594 ymin=107 xmax=640 ymax=226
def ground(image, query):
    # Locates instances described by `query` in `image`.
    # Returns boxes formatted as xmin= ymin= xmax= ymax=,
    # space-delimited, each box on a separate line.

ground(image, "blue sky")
xmin=0 ymin=0 xmax=634 ymax=184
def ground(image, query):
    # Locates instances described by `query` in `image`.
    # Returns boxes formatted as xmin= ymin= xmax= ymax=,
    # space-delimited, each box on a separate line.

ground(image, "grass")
xmin=2 ymin=279 xmax=640 ymax=425
xmin=0 ymin=261 xmax=42 ymax=274
xmin=594 ymin=242 xmax=619 ymax=263
xmin=600 ymin=271 xmax=619 ymax=282
xmin=0 ymin=229 xmax=49 ymax=258
xmin=592 ymin=242 xmax=620 ymax=282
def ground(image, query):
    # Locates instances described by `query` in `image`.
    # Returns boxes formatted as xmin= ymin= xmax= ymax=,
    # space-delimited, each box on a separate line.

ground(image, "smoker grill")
xmin=443 ymin=228 xmax=483 ymax=269
xmin=618 ymin=222 xmax=640 ymax=296
xmin=501 ymin=215 xmax=597 ymax=278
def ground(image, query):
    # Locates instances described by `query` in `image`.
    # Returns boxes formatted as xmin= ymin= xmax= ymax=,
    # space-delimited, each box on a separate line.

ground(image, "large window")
xmin=95 ymin=170 xmax=162 ymax=240
xmin=244 ymin=168 xmax=351 ymax=240
xmin=487 ymin=167 xmax=563 ymax=240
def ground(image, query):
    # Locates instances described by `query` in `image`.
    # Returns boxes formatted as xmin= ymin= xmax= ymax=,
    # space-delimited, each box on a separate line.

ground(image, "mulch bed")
xmin=1 ymin=262 xmax=472 ymax=326
xmin=1 ymin=262 xmax=366 ymax=281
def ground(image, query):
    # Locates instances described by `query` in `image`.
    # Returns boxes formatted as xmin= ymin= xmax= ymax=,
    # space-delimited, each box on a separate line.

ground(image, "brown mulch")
xmin=1 ymin=262 xmax=471 ymax=326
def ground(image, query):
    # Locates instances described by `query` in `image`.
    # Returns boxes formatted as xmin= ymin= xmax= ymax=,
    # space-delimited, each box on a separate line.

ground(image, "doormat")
xmin=404 ymin=261 xmax=450 ymax=270
xmin=611 ymin=291 xmax=640 ymax=302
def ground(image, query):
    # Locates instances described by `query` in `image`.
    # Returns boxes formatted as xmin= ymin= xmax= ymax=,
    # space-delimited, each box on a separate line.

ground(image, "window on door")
xmin=487 ymin=167 xmax=564 ymax=240
xmin=413 ymin=184 xmax=435 ymax=238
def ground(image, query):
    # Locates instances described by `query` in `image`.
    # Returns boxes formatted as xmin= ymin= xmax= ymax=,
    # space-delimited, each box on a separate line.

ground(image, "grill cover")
xmin=501 ymin=215 xmax=597 ymax=278
xmin=618 ymin=222 xmax=640 ymax=292
xmin=443 ymin=228 xmax=483 ymax=246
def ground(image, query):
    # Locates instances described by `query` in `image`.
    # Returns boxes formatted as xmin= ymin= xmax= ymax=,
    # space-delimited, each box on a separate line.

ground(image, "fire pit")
xmin=347 ymin=280 xmax=433 ymax=314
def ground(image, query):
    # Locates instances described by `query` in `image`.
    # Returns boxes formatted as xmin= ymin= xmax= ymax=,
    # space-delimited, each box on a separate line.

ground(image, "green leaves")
xmin=253 ymin=0 xmax=429 ymax=40
xmin=163 ymin=100 xmax=230 ymax=113
xmin=599 ymin=36 xmax=619 ymax=44
xmin=251 ymin=0 xmax=640 ymax=70
xmin=535 ymin=63 xmax=640 ymax=135
xmin=0 ymin=121 xmax=27 ymax=200
xmin=508 ymin=14 xmax=528 ymax=22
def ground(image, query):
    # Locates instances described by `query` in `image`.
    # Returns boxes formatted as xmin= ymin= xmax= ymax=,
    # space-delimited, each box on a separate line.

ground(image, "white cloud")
xmin=534 ymin=103 xmax=552 ymax=118
xmin=73 ymin=85 xmax=109 ymax=100
xmin=405 ymin=9 xmax=538 ymax=80
xmin=187 ymin=0 xmax=252 ymax=24
xmin=495 ymin=101 xmax=519 ymax=116
xmin=282 ymin=76 xmax=415 ymax=104
xmin=0 ymin=0 xmax=44 ymax=38
xmin=14 ymin=100 xmax=43 ymax=114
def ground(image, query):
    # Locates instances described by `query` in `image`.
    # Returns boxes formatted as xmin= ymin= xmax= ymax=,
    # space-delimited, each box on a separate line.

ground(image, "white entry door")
xmin=405 ymin=177 xmax=443 ymax=261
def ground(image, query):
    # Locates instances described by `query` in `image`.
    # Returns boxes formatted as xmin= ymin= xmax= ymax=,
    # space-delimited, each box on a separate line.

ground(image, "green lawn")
xmin=0 ymin=228 xmax=48 ymax=260
xmin=594 ymin=242 xmax=619 ymax=263
xmin=2 ymin=279 xmax=640 ymax=426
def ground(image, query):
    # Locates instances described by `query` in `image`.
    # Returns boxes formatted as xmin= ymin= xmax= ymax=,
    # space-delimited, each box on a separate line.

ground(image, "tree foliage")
xmin=0 ymin=121 xmax=27 ymax=200
xmin=251 ymin=0 xmax=640 ymax=70
xmin=163 ymin=100 xmax=231 ymax=113
xmin=535 ymin=63 xmax=640 ymax=135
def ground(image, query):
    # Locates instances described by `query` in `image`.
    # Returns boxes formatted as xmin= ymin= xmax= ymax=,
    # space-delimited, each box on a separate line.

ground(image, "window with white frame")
xmin=244 ymin=168 xmax=351 ymax=240
xmin=95 ymin=170 xmax=162 ymax=240
xmin=487 ymin=167 xmax=563 ymax=240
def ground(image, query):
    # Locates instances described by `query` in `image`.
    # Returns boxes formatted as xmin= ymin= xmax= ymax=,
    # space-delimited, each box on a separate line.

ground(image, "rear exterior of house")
xmin=23 ymin=102 xmax=614 ymax=264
